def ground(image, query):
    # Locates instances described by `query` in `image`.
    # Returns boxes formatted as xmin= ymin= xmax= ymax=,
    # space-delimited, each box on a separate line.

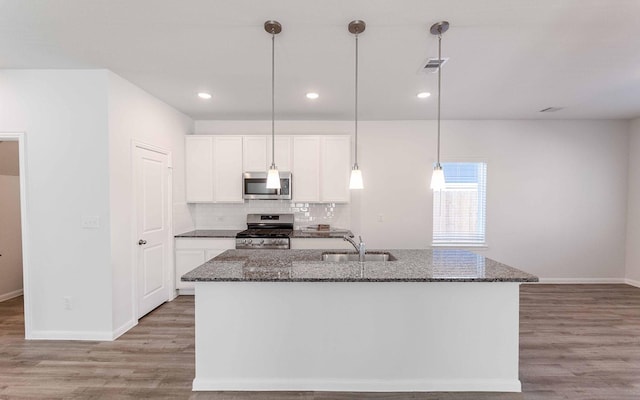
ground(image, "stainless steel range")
xmin=235 ymin=214 xmax=293 ymax=250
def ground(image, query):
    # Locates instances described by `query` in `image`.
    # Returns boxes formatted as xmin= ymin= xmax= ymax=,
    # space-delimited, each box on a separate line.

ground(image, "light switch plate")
xmin=82 ymin=216 xmax=100 ymax=229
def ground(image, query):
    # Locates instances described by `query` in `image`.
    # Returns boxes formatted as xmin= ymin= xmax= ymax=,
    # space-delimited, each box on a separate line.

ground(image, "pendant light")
xmin=430 ymin=21 xmax=449 ymax=191
xmin=265 ymin=20 xmax=282 ymax=189
xmin=348 ymin=20 xmax=365 ymax=190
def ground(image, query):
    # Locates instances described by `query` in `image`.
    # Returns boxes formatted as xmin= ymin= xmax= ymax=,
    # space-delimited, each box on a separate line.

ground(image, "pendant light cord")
xmin=271 ymin=31 xmax=276 ymax=168
xmin=354 ymin=32 xmax=359 ymax=168
xmin=436 ymin=32 xmax=442 ymax=166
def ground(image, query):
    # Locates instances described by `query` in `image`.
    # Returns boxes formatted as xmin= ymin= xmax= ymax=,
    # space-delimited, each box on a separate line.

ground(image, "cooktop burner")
xmin=236 ymin=228 xmax=293 ymax=238
xmin=235 ymin=214 xmax=294 ymax=249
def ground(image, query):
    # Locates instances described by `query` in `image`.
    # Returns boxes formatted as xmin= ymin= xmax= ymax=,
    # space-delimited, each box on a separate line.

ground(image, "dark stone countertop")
xmin=175 ymin=229 xmax=353 ymax=239
xmin=290 ymin=229 xmax=354 ymax=238
xmin=181 ymin=249 xmax=539 ymax=283
xmin=175 ymin=230 xmax=241 ymax=238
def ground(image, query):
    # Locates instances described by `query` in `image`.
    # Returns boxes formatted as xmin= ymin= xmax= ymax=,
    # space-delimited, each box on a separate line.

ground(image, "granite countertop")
xmin=290 ymin=229 xmax=354 ymax=238
xmin=175 ymin=229 xmax=241 ymax=238
xmin=176 ymin=229 xmax=353 ymax=239
xmin=182 ymin=249 xmax=538 ymax=283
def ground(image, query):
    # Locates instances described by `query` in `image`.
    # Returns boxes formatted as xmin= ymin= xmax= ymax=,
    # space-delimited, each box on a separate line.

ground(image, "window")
xmin=432 ymin=162 xmax=487 ymax=246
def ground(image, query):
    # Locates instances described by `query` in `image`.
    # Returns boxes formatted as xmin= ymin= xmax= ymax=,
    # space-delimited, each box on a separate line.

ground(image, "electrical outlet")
xmin=82 ymin=216 xmax=100 ymax=229
xmin=63 ymin=296 xmax=73 ymax=310
xmin=377 ymin=214 xmax=384 ymax=222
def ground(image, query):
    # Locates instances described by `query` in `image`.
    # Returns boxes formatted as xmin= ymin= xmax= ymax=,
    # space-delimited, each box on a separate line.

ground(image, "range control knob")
xmin=260 ymin=239 xmax=265 ymax=245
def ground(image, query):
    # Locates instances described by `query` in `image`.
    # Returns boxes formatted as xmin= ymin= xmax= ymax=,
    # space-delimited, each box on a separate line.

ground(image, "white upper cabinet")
xmin=292 ymin=136 xmax=321 ymax=202
xmin=212 ymin=136 xmax=244 ymax=203
xmin=186 ymin=134 xmax=350 ymax=204
xmin=242 ymin=136 xmax=268 ymax=172
xmin=185 ymin=136 xmax=214 ymax=202
xmin=291 ymin=135 xmax=351 ymax=203
xmin=321 ymin=136 xmax=351 ymax=203
xmin=268 ymin=136 xmax=293 ymax=172
xmin=185 ymin=135 xmax=243 ymax=203
xmin=244 ymin=135 xmax=291 ymax=173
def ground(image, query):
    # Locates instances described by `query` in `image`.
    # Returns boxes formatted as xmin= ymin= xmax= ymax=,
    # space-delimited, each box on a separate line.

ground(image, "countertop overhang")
xmin=181 ymin=249 xmax=538 ymax=283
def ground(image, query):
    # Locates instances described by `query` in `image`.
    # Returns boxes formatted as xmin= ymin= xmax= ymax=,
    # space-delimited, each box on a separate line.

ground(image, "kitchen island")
xmin=182 ymin=249 xmax=537 ymax=393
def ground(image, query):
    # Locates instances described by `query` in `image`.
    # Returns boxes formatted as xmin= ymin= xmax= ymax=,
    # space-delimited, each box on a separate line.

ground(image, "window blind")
xmin=433 ymin=162 xmax=487 ymax=245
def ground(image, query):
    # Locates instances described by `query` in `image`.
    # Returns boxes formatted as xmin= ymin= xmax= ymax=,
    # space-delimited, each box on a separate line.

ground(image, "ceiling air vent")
xmin=539 ymin=107 xmax=564 ymax=113
xmin=422 ymin=57 xmax=449 ymax=73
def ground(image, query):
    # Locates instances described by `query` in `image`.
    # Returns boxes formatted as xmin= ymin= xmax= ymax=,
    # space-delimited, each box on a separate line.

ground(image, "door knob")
xmin=138 ymin=239 xmax=147 ymax=245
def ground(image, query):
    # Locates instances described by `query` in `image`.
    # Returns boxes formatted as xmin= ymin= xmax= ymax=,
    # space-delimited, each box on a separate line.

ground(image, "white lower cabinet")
xmin=175 ymin=238 xmax=235 ymax=294
xmin=290 ymin=238 xmax=354 ymax=250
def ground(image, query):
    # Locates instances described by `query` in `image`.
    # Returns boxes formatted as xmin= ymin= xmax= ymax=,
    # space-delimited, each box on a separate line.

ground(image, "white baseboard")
xmin=112 ymin=319 xmax=137 ymax=340
xmin=533 ymin=278 xmax=626 ymax=284
xmin=625 ymin=278 xmax=640 ymax=288
xmin=28 ymin=330 xmax=116 ymax=341
xmin=178 ymin=288 xmax=194 ymax=295
xmin=28 ymin=321 xmax=138 ymax=342
xmin=0 ymin=288 xmax=23 ymax=302
xmin=192 ymin=378 xmax=521 ymax=393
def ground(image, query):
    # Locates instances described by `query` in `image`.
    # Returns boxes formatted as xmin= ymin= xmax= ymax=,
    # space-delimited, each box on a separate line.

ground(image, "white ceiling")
xmin=2 ymin=0 xmax=640 ymax=120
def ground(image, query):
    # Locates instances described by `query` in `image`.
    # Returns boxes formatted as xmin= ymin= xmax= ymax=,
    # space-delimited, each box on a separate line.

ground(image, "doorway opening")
xmin=0 ymin=133 xmax=30 ymax=338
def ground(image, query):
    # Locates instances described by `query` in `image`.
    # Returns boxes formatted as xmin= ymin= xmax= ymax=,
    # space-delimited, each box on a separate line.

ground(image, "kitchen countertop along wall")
xmin=175 ymin=230 xmax=240 ymax=238
xmin=175 ymin=229 xmax=353 ymax=239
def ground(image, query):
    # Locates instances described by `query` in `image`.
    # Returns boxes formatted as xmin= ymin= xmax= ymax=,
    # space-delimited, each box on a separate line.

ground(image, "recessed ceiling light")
xmin=306 ymin=92 xmax=319 ymax=100
xmin=197 ymin=92 xmax=212 ymax=100
xmin=417 ymin=92 xmax=431 ymax=99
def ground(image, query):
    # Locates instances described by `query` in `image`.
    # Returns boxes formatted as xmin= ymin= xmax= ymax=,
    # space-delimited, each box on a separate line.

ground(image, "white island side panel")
xmin=193 ymin=281 xmax=521 ymax=392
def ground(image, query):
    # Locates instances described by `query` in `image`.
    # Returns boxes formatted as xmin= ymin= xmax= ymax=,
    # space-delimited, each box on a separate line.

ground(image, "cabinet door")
xmin=292 ymin=136 xmax=321 ymax=202
xmin=185 ymin=136 xmax=214 ymax=202
xmin=321 ymin=136 xmax=351 ymax=203
xmin=175 ymin=249 xmax=205 ymax=289
xmin=205 ymin=249 xmax=227 ymax=261
xmin=267 ymin=136 xmax=292 ymax=172
xmin=213 ymin=136 xmax=244 ymax=203
xmin=243 ymin=136 xmax=268 ymax=172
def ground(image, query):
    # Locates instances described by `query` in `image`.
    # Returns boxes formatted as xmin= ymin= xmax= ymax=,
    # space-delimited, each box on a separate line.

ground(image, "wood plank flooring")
xmin=1 ymin=284 xmax=640 ymax=399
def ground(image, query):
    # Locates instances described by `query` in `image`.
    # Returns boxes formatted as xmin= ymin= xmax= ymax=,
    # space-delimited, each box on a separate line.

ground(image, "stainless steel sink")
xmin=321 ymin=252 xmax=396 ymax=262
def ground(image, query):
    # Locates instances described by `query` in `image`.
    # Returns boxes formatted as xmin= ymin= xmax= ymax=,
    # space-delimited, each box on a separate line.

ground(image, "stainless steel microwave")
xmin=242 ymin=171 xmax=292 ymax=200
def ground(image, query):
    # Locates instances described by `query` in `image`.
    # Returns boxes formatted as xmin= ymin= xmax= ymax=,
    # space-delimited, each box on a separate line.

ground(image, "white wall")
xmin=0 ymin=70 xmax=113 ymax=337
xmin=361 ymin=120 xmax=629 ymax=281
xmin=107 ymin=72 xmax=194 ymax=334
xmin=0 ymin=70 xmax=194 ymax=339
xmin=626 ymin=118 xmax=640 ymax=284
xmin=195 ymin=120 xmax=630 ymax=280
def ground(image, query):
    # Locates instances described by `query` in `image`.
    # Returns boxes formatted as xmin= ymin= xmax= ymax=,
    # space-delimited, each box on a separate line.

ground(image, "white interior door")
xmin=135 ymin=145 xmax=171 ymax=318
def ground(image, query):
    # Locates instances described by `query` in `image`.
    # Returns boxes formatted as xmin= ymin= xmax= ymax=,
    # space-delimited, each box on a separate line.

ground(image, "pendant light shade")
xmin=349 ymin=167 xmax=364 ymax=189
xmin=349 ymin=20 xmax=366 ymax=190
xmin=430 ymin=21 xmax=449 ymax=191
xmin=267 ymin=165 xmax=281 ymax=189
xmin=430 ymin=163 xmax=445 ymax=190
xmin=265 ymin=20 xmax=282 ymax=190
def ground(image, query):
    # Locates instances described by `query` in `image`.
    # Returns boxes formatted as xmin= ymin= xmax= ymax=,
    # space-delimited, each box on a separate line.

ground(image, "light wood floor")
xmin=2 ymin=284 xmax=640 ymax=399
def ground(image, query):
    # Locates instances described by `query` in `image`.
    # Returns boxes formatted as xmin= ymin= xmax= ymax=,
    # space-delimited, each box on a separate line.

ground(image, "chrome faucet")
xmin=344 ymin=235 xmax=366 ymax=262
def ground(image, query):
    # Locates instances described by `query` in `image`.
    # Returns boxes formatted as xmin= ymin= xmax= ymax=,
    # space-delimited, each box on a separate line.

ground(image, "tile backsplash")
xmin=194 ymin=201 xmax=351 ymax=230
